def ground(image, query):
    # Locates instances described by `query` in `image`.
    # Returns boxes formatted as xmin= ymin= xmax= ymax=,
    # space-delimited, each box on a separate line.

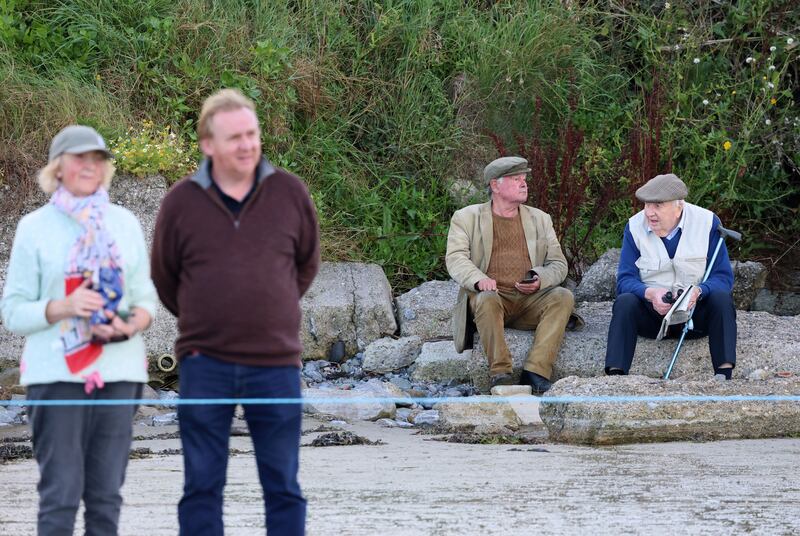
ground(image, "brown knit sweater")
xmin=486 ymin=212 xmax=531 ymax=291
xmin=151 ymin=158 xmax=320 ymax=367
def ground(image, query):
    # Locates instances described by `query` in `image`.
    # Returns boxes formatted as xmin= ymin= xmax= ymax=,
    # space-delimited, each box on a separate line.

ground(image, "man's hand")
xmin=476 ymin=278 xmax=497 ymax=292
xmin=514 ymin=279 xmax=540 ymax=295
xmin=644 ymin=287 xmax=672 ymax=316
xmin=686 ymin=286 xmax=701 ymax=310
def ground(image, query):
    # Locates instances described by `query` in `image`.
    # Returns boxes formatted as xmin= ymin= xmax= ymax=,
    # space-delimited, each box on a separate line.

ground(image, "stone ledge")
xmin=540 ymin=375 xmax=800 ymax=445
xmin=466 ymin=302 xmax=800 ymax=391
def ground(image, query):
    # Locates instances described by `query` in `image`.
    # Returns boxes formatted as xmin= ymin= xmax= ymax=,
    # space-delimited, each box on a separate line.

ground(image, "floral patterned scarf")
xmin=50 ymin=185 xmax=124 ymax=375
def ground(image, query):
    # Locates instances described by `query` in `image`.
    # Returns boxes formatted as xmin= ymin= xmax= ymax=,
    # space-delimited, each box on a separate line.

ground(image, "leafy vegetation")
xmin=1 ymin=0 xmax=797 ymax=290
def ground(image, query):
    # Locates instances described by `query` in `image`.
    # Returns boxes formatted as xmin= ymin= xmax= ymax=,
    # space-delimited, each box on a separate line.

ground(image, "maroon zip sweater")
xmin=151 ymin=158 xmax=320 ymax=367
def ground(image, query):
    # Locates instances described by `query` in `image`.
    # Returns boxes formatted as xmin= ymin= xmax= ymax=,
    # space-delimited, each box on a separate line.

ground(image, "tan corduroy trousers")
xmin=468 ymin=286 xmax=574 ymax=378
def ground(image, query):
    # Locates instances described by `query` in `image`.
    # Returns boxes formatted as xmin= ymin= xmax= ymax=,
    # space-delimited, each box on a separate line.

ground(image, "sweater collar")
xmin=190 ymin=157 xmax=277 ymax=189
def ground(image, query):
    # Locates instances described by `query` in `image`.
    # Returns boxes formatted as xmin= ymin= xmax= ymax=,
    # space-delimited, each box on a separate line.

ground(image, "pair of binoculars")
xmin=661 ymin=288 xmax=685 ymax=304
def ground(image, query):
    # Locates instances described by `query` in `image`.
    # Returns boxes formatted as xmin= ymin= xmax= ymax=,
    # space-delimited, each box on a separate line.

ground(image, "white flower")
xmin=674 ymin=44 xmax=680 ymax=51
xmin=702 ymin=99 xmax=709 ymax=105
xmin=770 ymin=46 xmax=777 ymax=52
xmin=746 ymin=57 xmax=754 ymax=63
xmin=768 ymin=82 xmax=775 ymax=88
xmin=788 ymin=38 xmax=795 ymax=45
xmin=765 ymin=119 xmax=771 ymax=125
xmin=769 ymin=65 xmax=776 ymax=71
xmin=693 ymin=57 xmax=700 ymax=64
xmin=664 ymin=2 xmax=671 ymax=9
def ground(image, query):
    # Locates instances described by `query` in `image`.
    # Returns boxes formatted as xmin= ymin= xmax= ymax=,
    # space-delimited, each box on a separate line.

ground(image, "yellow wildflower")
xmin=723 ymin=141 xmax=732 ymax=151
xmin=770 ymin=98 xmax=777 ymax=105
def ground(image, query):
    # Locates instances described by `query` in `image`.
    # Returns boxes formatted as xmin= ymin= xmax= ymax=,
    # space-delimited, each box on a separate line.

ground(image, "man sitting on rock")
xmin=446 ymin=156 xmax=575 ymax=393
xmin=605 ymin=173 xmax=736 ymax=378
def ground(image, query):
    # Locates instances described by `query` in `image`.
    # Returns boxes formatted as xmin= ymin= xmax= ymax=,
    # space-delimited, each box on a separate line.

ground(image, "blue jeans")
xmin=177 ymin=353 xmax=306 ymax=536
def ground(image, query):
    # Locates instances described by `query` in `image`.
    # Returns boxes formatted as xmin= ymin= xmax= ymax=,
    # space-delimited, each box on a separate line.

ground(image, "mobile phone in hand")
xmin=520 ymin=270 xmax=539 ymax=285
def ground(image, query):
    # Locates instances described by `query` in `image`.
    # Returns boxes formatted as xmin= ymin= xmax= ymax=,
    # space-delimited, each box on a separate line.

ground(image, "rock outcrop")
xmin=300 ymin=262 xmax=397 ymax=360
xmin=540 ymin=375 xmax=800 ymax=445
xmin=362 ymin=336 xmax=423 ymax=374
xmin=730 ymin=260 xmax=768 ymax=310
xmin=573 ymin=249 xmax=621 ymax=303
xmin=410 ymin=341 xmax=472 ymax=384
xmin=395 ymin=280 xmax=459 ymax=340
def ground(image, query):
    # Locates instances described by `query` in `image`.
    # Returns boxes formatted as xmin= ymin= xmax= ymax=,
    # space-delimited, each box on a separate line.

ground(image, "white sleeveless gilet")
xmin=629 ymin=202 xmax=713 ymax=292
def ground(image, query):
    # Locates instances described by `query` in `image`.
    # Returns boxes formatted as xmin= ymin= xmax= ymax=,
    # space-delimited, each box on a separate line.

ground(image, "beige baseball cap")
xmin=48 ymin=125 xmax=113 ymax=163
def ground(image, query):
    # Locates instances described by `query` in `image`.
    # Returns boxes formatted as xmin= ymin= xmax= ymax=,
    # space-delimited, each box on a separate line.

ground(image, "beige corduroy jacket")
xmin=445 ymin=201 xmax=568 ymax=352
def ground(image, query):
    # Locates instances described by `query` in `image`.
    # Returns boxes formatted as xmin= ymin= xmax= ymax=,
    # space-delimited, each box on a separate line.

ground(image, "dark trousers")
xmin=177 ymin=353 xmax=306 ymax=536
xmin=27 ymin=381 xmax=141 ymax=536
xmin=605 ymin=290 xmax=737 ymax=374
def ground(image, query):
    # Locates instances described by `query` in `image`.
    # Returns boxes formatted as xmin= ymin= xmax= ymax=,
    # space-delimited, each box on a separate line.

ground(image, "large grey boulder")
xmin=540 ymin=375 xmax=800 ymax=445
xmin=730 ymin=260 xmax=768 ymax=310
xmin=395 ymin=280 xmax=460 ymax=340
xmin=362 ymin=336 xmax=422 ymax=374
xmin=574 ymin=249 xmax=767 ymax=310
xmin=410 ymin=341 xmax=473 ymax=384
xmin=300 ymin=262 xmax=397 ymax=360
xmin=574 ymin=249 xmax=620 ymax=303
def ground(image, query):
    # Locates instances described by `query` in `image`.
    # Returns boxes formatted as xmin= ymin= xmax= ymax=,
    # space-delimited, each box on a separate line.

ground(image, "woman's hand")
xmin=45 ymin=279 xmax=104 ymax=323
xmin=90 ymin=308 xmax=152 ymax=343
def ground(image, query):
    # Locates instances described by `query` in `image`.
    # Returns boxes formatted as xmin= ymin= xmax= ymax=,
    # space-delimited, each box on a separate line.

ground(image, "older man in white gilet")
xmin=604 ymin=173 xmax=736 ymax=378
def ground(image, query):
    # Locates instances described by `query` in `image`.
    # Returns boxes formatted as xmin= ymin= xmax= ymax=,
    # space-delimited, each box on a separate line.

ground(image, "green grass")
xmin=1 ymin=0 xmax=797 ymax=290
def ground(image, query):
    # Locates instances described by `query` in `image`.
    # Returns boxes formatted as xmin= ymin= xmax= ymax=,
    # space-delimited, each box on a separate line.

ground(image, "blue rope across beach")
xmin=3 ymin=394 xmax=800 ymax=407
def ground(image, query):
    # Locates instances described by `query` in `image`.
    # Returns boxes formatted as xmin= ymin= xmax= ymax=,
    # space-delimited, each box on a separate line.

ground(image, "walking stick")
xmin=663 ymin=224 xmax=741 ymax=380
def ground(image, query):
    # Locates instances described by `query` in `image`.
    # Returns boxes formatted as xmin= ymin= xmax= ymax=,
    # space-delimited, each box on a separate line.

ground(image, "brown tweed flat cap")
xmin=635 ymin=173 xmax=688 ymax=202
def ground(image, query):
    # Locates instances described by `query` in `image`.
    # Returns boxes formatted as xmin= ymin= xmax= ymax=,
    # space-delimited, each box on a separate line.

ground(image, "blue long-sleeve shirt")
xmin=616 ymin=214 xmax=734 ymax=300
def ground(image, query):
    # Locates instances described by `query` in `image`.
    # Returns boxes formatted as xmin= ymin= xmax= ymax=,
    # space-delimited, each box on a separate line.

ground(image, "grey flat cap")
xmin=483 ymin=156 xmax=531 ymax=184
xmin=49 ymin=125 xmax=113 ymax=163
xmin=635 ymin=173 xmax=688 ymax=202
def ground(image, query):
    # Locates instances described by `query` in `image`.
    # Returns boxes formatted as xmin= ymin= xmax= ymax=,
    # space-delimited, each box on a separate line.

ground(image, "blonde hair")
xmin=37 ymin=155 xmax=115 ymax=194
xmin=197 ymin=89 xmax=257 ymax=140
